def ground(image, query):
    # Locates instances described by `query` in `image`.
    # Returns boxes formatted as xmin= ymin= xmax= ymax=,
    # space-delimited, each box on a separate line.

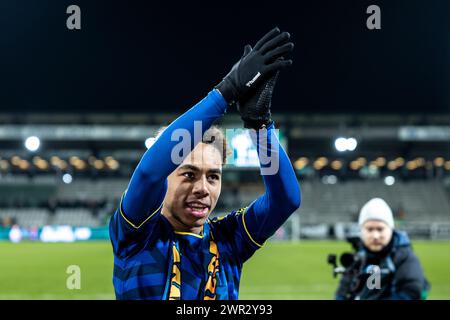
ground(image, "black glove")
xmin=215 ymin=27 xmax=293 ymax=106
xmin=236 ymin=69 xmax=279 ymax=129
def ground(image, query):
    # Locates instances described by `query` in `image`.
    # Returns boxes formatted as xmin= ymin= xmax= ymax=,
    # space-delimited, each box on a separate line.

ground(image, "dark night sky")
xmin=0 ymin=0 xmax=449 ymax=114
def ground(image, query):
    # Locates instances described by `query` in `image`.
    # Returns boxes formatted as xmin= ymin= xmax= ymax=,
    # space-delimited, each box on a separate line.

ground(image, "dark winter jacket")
xmin=335 ymin=230 xmax=429 ymax=300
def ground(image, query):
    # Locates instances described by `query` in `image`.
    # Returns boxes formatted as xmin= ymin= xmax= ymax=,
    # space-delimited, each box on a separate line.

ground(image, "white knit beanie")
xmin=358 ymin=198 xmax=395 ymax=229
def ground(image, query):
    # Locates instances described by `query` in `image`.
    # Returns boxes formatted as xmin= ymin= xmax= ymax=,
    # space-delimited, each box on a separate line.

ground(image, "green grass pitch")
xmin=0 ymin=240 xmax=449 ymax=299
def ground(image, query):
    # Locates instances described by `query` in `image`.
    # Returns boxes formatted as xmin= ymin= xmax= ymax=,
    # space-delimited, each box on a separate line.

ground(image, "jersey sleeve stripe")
xmin=119 ymin=190 xmax=163 ymax=229
xmin=241 ymin=206 xmax=266 ymax=248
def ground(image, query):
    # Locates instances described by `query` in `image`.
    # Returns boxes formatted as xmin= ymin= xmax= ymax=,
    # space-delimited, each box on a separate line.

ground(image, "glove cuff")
xmin=215 ymin=79 xmax=239 ymax=106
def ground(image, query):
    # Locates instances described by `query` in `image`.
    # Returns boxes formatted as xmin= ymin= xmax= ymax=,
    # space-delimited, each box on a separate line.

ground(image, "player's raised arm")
xmin=120 ymin=27 xmax=295 ymax=228
xmin=243 ymin=122 xmax=301 ymax=244
xmin=235 ymin=62 xmax=301 ymax=247
xmin=120 ymin=90 xmax=228 ymax=227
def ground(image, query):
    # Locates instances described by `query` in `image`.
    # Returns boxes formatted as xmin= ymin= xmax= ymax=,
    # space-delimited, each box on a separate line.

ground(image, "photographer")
xmin=335 ymin=198 xmax=429 ymax=300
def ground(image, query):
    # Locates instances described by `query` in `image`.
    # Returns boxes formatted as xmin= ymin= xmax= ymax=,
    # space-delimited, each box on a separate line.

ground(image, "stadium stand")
xmin=298 ymin=180 xmax=450 ymax=224
xmin=0 ymin=113 xmax=449 ymax=239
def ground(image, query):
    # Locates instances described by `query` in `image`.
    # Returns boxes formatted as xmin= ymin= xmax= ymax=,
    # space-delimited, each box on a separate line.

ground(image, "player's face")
xmin=361 ymin=220 xmax=393 ymax=252
xmin=164 ymin=143 xmax=222 ymax=232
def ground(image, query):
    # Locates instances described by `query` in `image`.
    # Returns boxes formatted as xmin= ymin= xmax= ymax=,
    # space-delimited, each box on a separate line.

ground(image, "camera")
xmin=327 ymin=236 xmax=362 ymax=278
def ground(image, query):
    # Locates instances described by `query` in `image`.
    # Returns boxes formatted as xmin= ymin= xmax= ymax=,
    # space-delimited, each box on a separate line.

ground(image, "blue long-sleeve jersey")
xmin=109 ymin=89 xmax=301 ymax=299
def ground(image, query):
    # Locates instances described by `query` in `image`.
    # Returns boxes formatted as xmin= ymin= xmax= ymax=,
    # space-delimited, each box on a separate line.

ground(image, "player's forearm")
xmin=122 ymin=89 xmax=228 ymax=223
xmin=256 ymin=123 xmax=300 ymax=211
xmin=245 ymin=123 xmax=301 ymax=240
